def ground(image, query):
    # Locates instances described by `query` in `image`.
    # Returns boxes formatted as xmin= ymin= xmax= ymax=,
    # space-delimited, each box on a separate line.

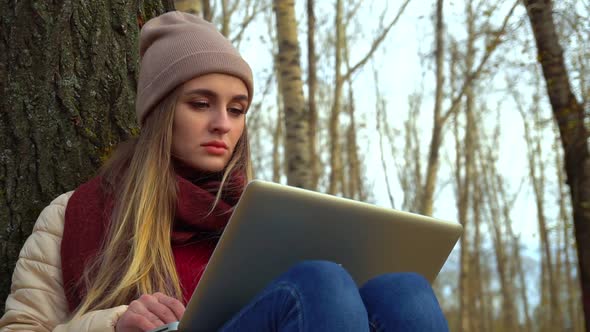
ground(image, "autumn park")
xmin=1 ymin=0 xmax=588 ymax=331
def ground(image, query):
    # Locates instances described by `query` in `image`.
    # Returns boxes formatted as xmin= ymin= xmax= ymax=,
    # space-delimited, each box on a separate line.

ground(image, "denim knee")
xmin=280 ymin=260 xmax=370 ymax=331
xmin=362 ymin=272 xmax=429 ymax=294
xmin=285 ymin=260 xmax=352 ymax=285
xmin=281 ymin=261 xmax=359 ymax=302
xmin=360 ymin=272 xmax=449 ymax=331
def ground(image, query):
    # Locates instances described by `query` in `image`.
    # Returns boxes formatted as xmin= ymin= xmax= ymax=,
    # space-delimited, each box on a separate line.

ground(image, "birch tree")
xmin=273 ymin=0 xmax=312 ymax=188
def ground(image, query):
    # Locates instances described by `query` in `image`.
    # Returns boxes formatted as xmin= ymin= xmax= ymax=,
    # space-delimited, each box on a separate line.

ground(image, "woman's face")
xmin=172 ymin=73 xmax=248 ymax=173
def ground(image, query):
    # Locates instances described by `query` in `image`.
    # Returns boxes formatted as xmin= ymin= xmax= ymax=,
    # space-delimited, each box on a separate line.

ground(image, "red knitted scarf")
xmin=61 ymin=172 xmax=244 ymax=312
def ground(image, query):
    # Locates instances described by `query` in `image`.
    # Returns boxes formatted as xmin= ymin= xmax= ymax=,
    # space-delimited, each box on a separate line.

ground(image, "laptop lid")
xmin=178 ymin=180 xmax=462 ymax=331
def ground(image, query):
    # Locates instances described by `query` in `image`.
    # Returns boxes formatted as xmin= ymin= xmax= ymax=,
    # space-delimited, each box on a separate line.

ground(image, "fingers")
xmin=124 ymin=299 xmax=163 ymax=331
xmin=139 ymin=294 xmax=179 ymax=324
xmin=117 ymin=293 xmax=185 ymax=332
xmin=153 ymin=292 xmax=186 ymax=320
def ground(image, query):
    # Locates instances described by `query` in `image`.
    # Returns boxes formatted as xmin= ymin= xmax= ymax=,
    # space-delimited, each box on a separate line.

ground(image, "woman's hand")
xmin=115 ymin=292 xmax=186 ymax=332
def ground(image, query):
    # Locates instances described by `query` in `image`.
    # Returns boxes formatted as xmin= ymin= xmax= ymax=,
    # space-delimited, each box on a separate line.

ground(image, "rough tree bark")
xmin=273 ymin=0 xmax=312 ymax=189
xmin=523 ymin=1 xmax=590 ymax=329
xmin=556 ymin=131 xmax=584 ymax=332
xmin=0 ymin=0 xmax=173 ymax=308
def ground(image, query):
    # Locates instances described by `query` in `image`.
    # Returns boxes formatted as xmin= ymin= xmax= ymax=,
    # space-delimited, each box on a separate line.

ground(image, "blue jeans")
xmin=218 ymin=261 xmax=449 ymax=331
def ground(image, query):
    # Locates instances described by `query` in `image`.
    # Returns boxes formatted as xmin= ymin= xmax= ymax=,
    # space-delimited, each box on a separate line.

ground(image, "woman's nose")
xmin=209 ymin=107 xmax=231 ymax=134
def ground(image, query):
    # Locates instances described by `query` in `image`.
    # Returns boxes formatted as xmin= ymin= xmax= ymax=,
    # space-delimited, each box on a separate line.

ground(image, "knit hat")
xmin=136 ymin=11 xmax=254 ymax=125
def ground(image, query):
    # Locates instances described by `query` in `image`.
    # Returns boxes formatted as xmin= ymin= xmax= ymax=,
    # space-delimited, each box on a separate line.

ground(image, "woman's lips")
xmin=201 ymin=141 xmax=228 ymax=155
xmin=203 ymin=146 xmax=227 ymax=155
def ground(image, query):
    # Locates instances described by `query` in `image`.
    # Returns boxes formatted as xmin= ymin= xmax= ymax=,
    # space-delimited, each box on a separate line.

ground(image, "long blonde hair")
xmin=74 ymin=87 xmax=251 ymax=316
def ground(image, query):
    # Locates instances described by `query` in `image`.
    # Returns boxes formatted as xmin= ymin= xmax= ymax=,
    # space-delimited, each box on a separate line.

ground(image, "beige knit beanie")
xmin=136 ymin=11 xmax=254 ymax=125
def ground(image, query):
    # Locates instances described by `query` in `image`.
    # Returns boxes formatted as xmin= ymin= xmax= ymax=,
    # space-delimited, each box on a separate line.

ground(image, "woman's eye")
xmin=228 ymin=107 xmax=245 ymax=116
xmin=189 ymin=101 xmax=209 ymax=109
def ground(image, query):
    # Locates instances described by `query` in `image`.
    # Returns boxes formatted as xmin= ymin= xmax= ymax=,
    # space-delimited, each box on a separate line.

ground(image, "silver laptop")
xmin=151 ymin=180 xmax=463 ymax=332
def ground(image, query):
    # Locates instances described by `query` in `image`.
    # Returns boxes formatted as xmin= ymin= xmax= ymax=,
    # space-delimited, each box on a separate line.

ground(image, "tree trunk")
xmin=328 ymin=0 xmax=344 ymax=195
xmin=343 ymin=29 xmax=363 ymax=201
xmin=485 ymin=169 xmax=517 ymax=332
xmin=0 ymin=0 xmax=173 ymax=307
xmin=375 ymin=83 xmax=396 ymax=208
xmin=345 ymin=86 xmax=362 ymax=200
xmin=556 ymin=132 xmax=584 ymax=332
xmin=523 ymin=1 xmax=590 ymax=330
xmin=272 ymin=88 xmax=284 ymax=183
xmin=306 ymin=0 xmax=319 ymax=190
xmin=471 ymin=171 xmax=489 ymax=332
xmin=456 ymin=2 xmax=477 ymax=330
xmin=202 ymin=0 xmax=213 ymax=21
xmin=221 ymin=0 xmax=230 ymax=37
xmin=273 ymin=0 xmax=312 ymax=189
xmin=454 ymin=104 xmax=472 ymax=332
xmin=419 ymin=0 xmax=444 ymax=217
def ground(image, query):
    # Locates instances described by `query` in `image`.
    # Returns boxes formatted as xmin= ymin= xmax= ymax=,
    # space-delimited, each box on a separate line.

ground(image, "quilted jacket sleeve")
xmin=0 ymin=192 xmax=128 ymax=332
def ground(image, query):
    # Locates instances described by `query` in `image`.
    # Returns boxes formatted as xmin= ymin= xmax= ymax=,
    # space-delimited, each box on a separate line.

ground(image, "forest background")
xmin=1 ymin=0 xmax=588 ymax=331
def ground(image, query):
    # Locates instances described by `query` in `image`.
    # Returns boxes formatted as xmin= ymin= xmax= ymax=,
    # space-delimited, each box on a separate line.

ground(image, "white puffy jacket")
xmin=0 ymin=192 xmax=128 ymax=332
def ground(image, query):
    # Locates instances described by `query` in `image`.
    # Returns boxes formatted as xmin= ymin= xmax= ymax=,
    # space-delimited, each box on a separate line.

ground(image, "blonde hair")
xmin=74 ymin=87 xmax=251 ymax=316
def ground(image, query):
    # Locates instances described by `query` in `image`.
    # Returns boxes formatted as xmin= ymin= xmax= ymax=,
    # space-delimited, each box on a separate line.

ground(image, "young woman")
xmin=0 ymin=11 xmax=449 ymax=332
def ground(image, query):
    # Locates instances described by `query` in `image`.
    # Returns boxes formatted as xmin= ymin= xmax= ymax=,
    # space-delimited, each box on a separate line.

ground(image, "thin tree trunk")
xmin=471 ymin=167 xmax=486 ymax=332
xmin=306 ymin=0 xmax=319 ymax=190
xmin=202 ymin=0 xmax=213 ymax=21
xmin=454 ymin=110 xmax=472 ymax=332
xmin=375 ymin=77 xmax=395 ymax=208
xmin=345 ymin=85 xmax=362 ymax=200
xmin=501 ymin=180 xmax=534 ymax=332
xmin=328 ymin=0 xmax=411 ymax=196
xmin=342 ymin=28 xmax=363 ymax=201
xmin=273 ymin=0 xmax=312 ymax=189
xmin=419 ymin=0 xmax=518 ymax=217
xmin=523 ymin=1 xmax=590 ymax=329
xmin=457 ymin=2 xmax=479 ymax=330
xmin=221 ymin=0 xmax=230 ymax=37
xmin=419 ymin=0 xmax=444 ymax=217
xmin=0 ymin=0 xmax=173 ymax=306
xmin=541 ymin=254 xmax=551 ymax=332
xmin=328 ymin=0 xmax=344 ymax=195
xmin=272 ymin=86 xmax=284 ymax=183
xmin=396 ymin=92 xmax=422 ymax=212
xmin=483 ymin=166 xmax=517 ymax=332
xmin=513 ymin=235 xmax=534 ymax=332
xmin=483 ymin=262 xmax=495 ymax=332
xmin=519 ymin=97 xmax=563 ymax=330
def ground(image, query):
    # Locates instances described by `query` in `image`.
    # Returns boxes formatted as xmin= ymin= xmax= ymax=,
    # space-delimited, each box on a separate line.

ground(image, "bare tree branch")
xmin=441 ymin=0 xmax=519 ymax=124
xmin=341 ymin=0 xmax=412 ymax=83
